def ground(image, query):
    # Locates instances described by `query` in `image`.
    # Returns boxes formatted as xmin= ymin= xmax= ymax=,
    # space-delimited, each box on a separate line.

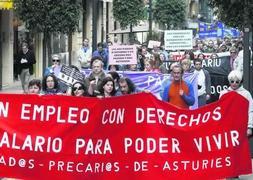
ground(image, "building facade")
xmin=0 ymin=2 xmax=14 ymax=89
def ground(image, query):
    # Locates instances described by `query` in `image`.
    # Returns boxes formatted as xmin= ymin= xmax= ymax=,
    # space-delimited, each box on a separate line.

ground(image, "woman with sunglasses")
xmin=97 ymin=77 xmax=116 ymax=98
xmin=71 ymin=82 xmax=88 ymax=97
xmin=44 ymin=54 xmax=62 ymax=77
xmin=220 ymin=70 xmax=253 ymax=137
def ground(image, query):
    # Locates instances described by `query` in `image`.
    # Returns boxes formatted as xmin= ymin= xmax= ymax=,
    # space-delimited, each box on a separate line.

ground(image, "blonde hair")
xmin=228 ymin=70 xmax=242 ymax=82
xmin=181 ymin=58 xmax=191 ymax=66
xmin=52 ymin=54 xmax=61 ymax=60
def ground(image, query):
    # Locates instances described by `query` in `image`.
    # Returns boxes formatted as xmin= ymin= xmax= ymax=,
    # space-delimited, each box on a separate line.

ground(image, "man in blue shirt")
xmin=92 ymin=42 xmax=108 ymax=70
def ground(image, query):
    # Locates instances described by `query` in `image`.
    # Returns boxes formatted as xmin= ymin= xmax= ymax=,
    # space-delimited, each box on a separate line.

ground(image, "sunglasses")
xmin=52 ymin=59 xmax=60 ymax=62
xmin=230 ymin=80 xmax=240 ymax=84
xmin=73 ymin=86 xmax=83 ymax=91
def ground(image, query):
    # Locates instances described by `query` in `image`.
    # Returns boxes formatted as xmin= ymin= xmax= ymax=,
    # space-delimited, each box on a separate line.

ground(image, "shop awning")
xmin=0 ymin=0 xmax=13 ymax=10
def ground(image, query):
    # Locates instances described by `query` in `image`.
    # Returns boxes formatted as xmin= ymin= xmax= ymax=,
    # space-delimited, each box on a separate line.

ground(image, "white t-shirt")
xmin=194 ymin=69 xmax=206 ymax=96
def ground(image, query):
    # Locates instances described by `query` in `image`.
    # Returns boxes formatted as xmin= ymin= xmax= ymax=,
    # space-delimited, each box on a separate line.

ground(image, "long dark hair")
xmin=98 ymin=77 xmax=116 ymax=96
xmin=118 ymin=77 xmax=136 ymax=94
xmin=42 ymin=74 xmax=59 ymax=91
xmin=107 ymin=71 xmax=120 ymax=83
xmin=71 ymin=81 xmax=88 ymax=96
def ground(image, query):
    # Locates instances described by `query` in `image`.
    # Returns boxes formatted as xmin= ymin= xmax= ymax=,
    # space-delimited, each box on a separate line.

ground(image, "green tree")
xmin=209 ymin=0 xmax=253 ymax=92
xmin=208 ymin=0 xmax=253 ymax=30
xmin=113 ymin=0 xmax=145 ymax=43
xmin=153 ymin=0 xmax=186 ymax=30
xmin=14 ymin=0 xmax=82 ymax=67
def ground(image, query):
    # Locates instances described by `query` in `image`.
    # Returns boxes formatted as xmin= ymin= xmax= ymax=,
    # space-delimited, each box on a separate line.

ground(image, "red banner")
xmin=0 ymin=92 xmax=251 ymax=179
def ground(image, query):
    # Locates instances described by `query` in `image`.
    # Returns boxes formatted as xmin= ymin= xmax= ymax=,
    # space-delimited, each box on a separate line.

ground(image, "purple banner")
xmin=82 ymin=69 xmax=198 ymax=109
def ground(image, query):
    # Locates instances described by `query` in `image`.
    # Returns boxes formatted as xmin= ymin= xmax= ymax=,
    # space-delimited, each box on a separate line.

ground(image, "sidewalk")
xmin=0 ymin=80 xmax=23 ymax=94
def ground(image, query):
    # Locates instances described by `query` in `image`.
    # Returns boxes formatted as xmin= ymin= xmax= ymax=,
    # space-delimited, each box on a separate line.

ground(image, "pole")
xmin=101 ymin=1 xmax=104 ymax=42
xmin=68 ymin=33 xmax=72 ymax=66
xmin=243 ymin=27 xmax=250 ymax=90
xmin=42 ymin=32 xmax=47 ymax=74
xmin=92 ymin=0 xmax=98 ymax=52
xmin=250 ymin=31 xmax=253 ymax=95
xmin=243 ymin=0 xmax=253 ymax=157
xmin=82 ymin=0 xmax=87 ymax=41
xmin=243 ymin=0 xmax=250 ymax=91
xmin=0 ymin=11 xmax=2 ymax=90
xmin=148 ymin=0 xmax=152 ymax=36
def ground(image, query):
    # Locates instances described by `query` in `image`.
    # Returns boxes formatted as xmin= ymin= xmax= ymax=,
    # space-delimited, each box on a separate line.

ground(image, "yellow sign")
xmin=0 ymin=0 xmax=13 ymax=10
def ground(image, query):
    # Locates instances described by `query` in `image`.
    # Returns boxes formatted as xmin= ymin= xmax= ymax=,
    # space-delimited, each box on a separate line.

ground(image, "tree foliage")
xmin=14 ymin=0 xmax=82 ymax=34
xmin=153 ymin=0 xmax=186 ymax=30
xmin=113 ymin=0 xmax=145 ymax=29
xmin=209 ymin=0 xmax=253 ymax=30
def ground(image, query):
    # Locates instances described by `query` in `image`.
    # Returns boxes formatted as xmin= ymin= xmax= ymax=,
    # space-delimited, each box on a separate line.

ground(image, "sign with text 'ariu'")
xmin=109 ymin=45 xmax=137 ymax=65
xmin=164 ymin=30 xmax=193 ymax=50
xmin=0 ymin=92 xmax=251 ymax=179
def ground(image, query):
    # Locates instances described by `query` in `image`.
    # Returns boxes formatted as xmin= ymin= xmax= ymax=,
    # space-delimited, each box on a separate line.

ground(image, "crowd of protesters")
xmin=23 ymin=36 xmax=252 ymax=136
xmin=27 ymin=55 xmax=140 ymax=98
xmin=8 ymin=34 xmax=253 ymax=180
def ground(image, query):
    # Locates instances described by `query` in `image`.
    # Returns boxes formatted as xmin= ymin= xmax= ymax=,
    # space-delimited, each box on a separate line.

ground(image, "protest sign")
xmin=109 ymin=45 xmax=137 ymax=65
xmin=148 ymin=40 xmax=161 ymax=49
xmin=202 ymin=55 xmax=231 ymax=102
xmin=0 ymin=0 xmax=13 ymax=10
xmin=164 ymin=30 xmax=193 ymax=50
xmin=0 ymin=92 xmax=251 ymax=179
xmin=82 ymin=51 xmax=232 ymax=104
xmin=198 ymin=21 xmax=240 ymax=39
xmin=58 ymin=65 xmax=84 ymax=85
xmin=169 ymin=51 xmax=185 ymax=61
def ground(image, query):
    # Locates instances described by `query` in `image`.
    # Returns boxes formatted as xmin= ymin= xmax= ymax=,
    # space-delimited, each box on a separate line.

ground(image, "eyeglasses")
xmin=73 ymin=86 xmax=83 ymax=91
xmin=230 ymin=80 xmax=240 ymax=84
xmin=52 ymin=59 xmax=60 ymax=62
